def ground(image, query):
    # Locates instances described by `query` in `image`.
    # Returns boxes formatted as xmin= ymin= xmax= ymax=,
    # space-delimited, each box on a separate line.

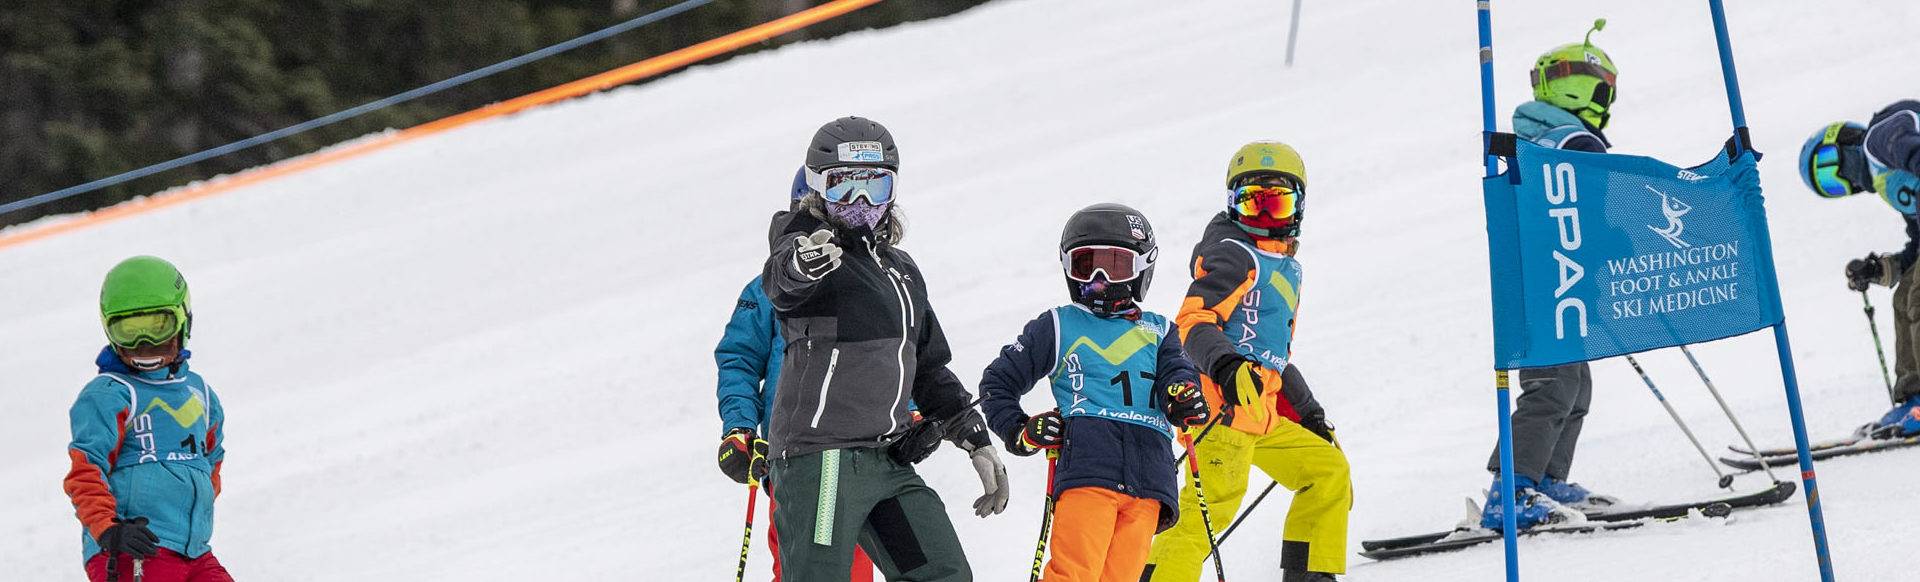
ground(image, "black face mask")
xmin=1070 ymin=277 xmax=1138 ymax=317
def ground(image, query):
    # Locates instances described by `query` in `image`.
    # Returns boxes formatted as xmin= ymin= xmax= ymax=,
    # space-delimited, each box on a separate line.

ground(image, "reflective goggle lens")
xmin=1064 ymin=246 xmax=1148 ymax=283
xmin=105 ymin=310 xmax=182 ymax=348
xmin=1232 ymin=185 xmax=1300 ymax=220
xmin=1810 ymin=144 xmax=1852 ymax=196
xmin=809 ymin=167 xmax=895 ymax=205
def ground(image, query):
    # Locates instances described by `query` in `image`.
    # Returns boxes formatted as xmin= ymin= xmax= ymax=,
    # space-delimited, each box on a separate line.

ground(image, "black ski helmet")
xmin=1060 ymin=203 xmax=1158 ymax=315
xmin=806 ymin=116 xmax=899 ymax=172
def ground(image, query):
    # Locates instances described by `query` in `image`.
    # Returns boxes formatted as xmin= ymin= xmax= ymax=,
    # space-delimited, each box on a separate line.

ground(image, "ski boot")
xmin=1479 ymin=475 xmax=1584 ymax=531
xmin=1537 ymin=476 xmax=1621 ymax=513
xmin=1283 ymin=571 xmax=1338 ymax=582
xmin=1868 ymin=395 xmax=1920 ymax=439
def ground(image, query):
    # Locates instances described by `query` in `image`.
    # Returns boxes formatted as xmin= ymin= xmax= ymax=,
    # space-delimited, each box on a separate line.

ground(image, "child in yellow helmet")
xmin=1141 ymin=142 xmax=1351 ymax=582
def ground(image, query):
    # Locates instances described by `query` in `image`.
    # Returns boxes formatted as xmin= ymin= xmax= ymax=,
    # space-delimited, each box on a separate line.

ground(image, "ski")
xmin=1721 ymin=435 xmax=1920 ymax=471
xmin=1580 ymin=480 xmax=1793 ymax=522
xmin=1726 ymin=433 xmax=1864 ymax=457
xmin=1360 ymin=521 xmax=1648 ymax=561
xmin=1359 ymin=481 xmax=1794 ymax=555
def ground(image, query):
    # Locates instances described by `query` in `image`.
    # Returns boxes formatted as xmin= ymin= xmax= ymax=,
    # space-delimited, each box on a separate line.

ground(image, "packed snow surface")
xmin=4 ymin=0 xmax=1918 ymax=579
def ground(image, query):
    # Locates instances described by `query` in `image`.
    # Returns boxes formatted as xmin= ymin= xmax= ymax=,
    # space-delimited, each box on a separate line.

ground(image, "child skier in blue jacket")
xmin=1480 ymin=21 xmax=1623 ymax=534
xmin=65 ymin=256 xmax=232 ymax=582
xmin=1797 ymin=99 xmax=1920 ymax=438
xmin=712 ymin=168 xmax=876 ymax=582
xmin=980 ymin=203 xmax=1209 ymax=582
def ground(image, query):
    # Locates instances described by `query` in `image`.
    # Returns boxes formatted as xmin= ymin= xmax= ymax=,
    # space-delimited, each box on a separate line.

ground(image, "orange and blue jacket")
xmin=64 ymin=347 xmax=225 ymax=562
xmin=1178 ymin=213 xmax=1325 ymax=436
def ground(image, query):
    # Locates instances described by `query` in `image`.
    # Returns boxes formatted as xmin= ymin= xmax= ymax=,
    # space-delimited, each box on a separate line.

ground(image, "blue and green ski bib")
xmin=1048 ymin=305 xmax=1173 ymax=437
xmin=1221 ymin=239 xmax=1303 ymax=372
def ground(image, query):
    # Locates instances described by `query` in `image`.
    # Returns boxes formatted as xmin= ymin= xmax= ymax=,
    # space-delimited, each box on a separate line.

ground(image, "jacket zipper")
xmin=868 ymin=238 xmax=914 ymax=433
xmin=809 ymin=348 xmax=841 ymax=429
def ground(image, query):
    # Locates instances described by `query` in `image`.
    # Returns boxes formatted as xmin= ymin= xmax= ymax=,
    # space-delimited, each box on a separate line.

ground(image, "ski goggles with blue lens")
xmin=1808 ymin=143 xmax=1853 ymax=197
xmin=805 ymin=167 xmax=896 ymax=205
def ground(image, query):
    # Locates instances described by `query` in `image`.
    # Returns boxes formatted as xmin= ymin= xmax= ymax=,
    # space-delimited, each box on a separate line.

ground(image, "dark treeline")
xmin=0 ymin=0 xmax=989 ymax=226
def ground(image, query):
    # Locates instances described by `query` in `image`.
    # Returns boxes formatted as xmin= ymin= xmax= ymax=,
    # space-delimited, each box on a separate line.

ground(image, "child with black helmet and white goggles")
xmin=978 ymin=203 xmax=1207 ymax=582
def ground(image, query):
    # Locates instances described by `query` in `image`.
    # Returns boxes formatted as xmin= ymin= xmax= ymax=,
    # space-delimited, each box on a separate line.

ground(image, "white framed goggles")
xmin=805 ymin=166 xmax=896 ymax=205
xmin=1062 ymin=245 xmax=1156 ymax=283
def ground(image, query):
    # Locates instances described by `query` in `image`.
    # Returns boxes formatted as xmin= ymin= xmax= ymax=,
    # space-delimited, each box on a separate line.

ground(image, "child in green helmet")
xmin=1479 ymin=20 xmax=1623 ymax=534
xmin=65 ymin=256 xmax=233 ymax=582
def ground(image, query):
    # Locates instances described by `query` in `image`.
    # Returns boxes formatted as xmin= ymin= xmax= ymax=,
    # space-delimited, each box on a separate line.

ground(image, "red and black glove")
xmin=1163 ymin=381 xmax=1210 ymax=428
xmin=717 ymin=428 xmax=769 ymax=485
xmin=1007 ymin=411 xmax=1064 ymax=456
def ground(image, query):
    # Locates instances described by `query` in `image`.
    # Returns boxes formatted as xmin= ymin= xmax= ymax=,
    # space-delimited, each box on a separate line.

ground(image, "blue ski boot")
xmin=1869 ymin=395 xmax=1920 ymax=439
xmin=1479 ymin=475 xmax=1584 ymax=531
xmin=1538 ymin=476 xmax=1621 ymax=513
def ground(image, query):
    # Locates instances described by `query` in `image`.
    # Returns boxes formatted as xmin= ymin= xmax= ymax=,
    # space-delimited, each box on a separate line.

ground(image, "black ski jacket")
xmin=760 ymin=210 xmax=973 ymax=459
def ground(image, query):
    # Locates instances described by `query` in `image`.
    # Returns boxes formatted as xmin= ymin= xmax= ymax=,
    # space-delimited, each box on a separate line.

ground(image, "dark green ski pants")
xmin=770 ymin=446 xmax=971 ymax=582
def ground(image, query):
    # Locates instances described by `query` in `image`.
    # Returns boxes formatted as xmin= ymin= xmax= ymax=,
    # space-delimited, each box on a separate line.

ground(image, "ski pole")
xmin=1625 ymin=355 xmax=1735 ymax=489
xmin=106 ymin=548 xmax=121 ymax=582
xmin=1862 ymin=290 xmax=1896 ymax=401
xmin=1678 ymin=345 xmax=1780 ymax=483
xmin=1179 ymin=433 xmax=1227 ymax=582
xmin=734 ymin=482 xmax=758 ymax=582
xmin=1210 ymin=480 xmax=1278 ymax=555
xmin=1174 ymin=404 xmax=1234 ymax=466
xmin=132 ymin=558 xmax=144 ymax=582
xmin=1028 ymin=450 xmax=1060 ymax=582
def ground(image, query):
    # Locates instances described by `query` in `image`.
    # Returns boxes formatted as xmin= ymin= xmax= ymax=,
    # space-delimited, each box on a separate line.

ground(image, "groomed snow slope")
xmin=4 ymin=0 xmax=1919 ymax=579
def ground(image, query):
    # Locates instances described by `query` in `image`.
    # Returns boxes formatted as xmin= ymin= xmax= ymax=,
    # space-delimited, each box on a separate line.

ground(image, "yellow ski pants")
xmin=1144 ymin=420 xmax=1351 ymax=579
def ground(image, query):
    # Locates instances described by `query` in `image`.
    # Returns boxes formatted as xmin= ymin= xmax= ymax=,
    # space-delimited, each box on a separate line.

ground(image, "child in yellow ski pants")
xmin=1144 ymin=419 xmax=1350 ymax=580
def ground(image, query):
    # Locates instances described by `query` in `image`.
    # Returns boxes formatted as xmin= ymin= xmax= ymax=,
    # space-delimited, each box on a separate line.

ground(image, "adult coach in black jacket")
xmin=761 ymin=117 xmax=1008 ymax=581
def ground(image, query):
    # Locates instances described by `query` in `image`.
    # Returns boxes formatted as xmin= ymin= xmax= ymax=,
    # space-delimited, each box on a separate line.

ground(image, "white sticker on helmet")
xmin=837 ymin=141 xmax=885 ymax=163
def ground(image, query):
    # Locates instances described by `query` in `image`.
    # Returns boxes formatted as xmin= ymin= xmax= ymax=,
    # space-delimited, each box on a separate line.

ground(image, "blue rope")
xmin=0 ymin=0 xmax=717 ymax=218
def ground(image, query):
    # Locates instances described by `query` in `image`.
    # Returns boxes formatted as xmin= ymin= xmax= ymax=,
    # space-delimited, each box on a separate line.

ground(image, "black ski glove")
xmin=717 ymin=428 xmax=769 ymax=486
xmin=1846 ymin=253 xmax=1900 ymax=292
xmin=888 ymin=417 xmax=945 ymax=465
xmin=1007 ymin=411 xmax=1065 ymax=456
xmin=1210 ymin=356 xmax=1265 ymax=410
xmin=1299 ymin=414 xmax=1338 ymax=447
xmin=1163 ymin=381 xmax=1210 ymax=428
xmin=97 ymin=516 xmax=159 ymax=558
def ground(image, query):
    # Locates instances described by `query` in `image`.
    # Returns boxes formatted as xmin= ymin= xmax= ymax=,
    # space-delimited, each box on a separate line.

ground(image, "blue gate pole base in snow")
xmin=1771 ymin=323 xmax=1837 ymax=582
xmin=1495 ymin=370 xmax=1520 ymax=581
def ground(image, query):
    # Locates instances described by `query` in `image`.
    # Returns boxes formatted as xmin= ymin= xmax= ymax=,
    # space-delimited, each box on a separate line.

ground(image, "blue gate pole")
xmin=1706 ymin=0 xmax=1749 ymax=143
xmin=1475 ymin=2 xmax=1519 ymax=580
xmin=1494 ymin=370 xmax=1520 ymax=581
xmin=1772 ymin=324 xmax=1836 ymax=582
xmin=1710 ymin=1 xmax=1836 ymax=579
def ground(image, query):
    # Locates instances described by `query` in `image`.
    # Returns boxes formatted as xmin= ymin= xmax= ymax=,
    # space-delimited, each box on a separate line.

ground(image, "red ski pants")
xmin=87 ymin=549 xmax=233 ymax=582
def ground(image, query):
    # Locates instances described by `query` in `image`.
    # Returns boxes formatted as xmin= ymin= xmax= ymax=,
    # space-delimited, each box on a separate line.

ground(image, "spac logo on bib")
xmin=837 ymin=141 xmax=885 ymax=163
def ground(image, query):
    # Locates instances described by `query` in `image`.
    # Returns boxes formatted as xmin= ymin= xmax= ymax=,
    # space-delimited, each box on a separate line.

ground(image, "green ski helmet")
xmin=99 ymin=256 xmax=192 ymax=349
xmin=1532 ymin=19 xmax=1618 ymax=130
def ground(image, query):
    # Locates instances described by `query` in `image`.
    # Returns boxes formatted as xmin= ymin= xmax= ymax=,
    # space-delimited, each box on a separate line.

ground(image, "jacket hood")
xmin=1515 ymin=100 xmax=1611 ymax=148
xmin=96 ymin=345 xmax=193 ymax=379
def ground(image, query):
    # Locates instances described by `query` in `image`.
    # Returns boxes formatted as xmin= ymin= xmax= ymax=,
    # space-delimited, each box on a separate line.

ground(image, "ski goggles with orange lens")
xmin=1232 ymin=184 xmax=1301 ymax=221
xmin=805 ymin=167 xmax=896 ymax=205
xmin=1063 ymin=245 xmax=1155 ymax=283
xmin=104 ymin=308 xmax=185 ymax=348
